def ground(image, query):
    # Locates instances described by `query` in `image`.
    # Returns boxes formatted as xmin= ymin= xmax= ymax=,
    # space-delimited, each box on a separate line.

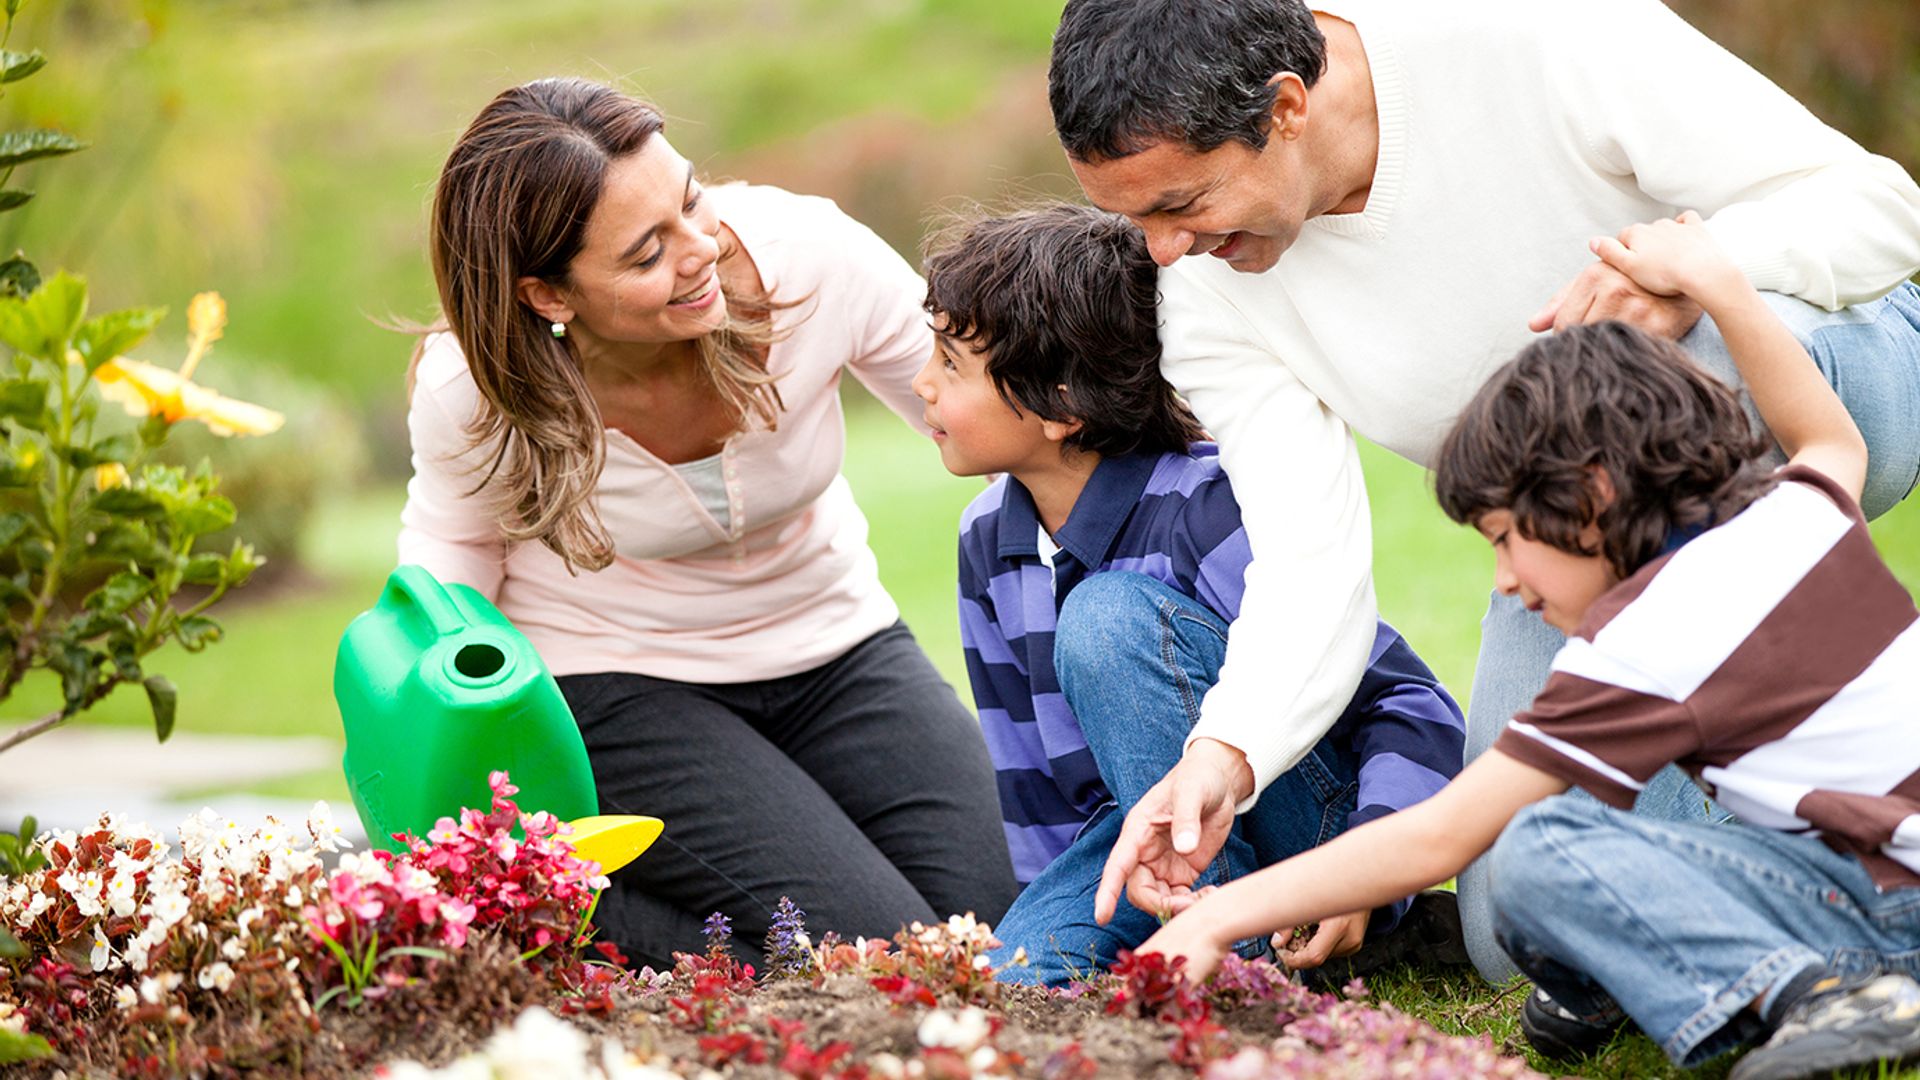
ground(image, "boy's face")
xmin=910 ymin=321 xmax=1061 ymax=478
xmin=1476 ymin=510 xmax=1619 ymax=634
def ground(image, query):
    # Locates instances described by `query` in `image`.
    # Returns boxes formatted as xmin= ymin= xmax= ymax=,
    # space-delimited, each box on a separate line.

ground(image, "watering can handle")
xmin=386 ymin=565 xmax=472 ymax=637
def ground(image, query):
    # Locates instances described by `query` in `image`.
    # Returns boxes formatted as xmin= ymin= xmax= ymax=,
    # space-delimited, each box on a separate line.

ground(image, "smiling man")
xmin=1048 ymin=0 xmax=1920 ymax=984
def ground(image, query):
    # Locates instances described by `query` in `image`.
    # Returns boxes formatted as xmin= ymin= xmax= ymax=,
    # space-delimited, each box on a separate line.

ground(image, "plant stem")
xmin=0 ymin=706 xmax=66 ymax=753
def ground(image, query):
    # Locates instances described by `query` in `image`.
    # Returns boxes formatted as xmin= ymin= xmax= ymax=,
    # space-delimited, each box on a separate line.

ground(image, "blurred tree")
xmin=1669 ymin=0 xmax=1918 ymax=172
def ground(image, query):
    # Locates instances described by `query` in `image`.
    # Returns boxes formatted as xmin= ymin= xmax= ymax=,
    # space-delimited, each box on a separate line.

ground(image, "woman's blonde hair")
xmin=425 ymin=77 xmax=792 ymax=572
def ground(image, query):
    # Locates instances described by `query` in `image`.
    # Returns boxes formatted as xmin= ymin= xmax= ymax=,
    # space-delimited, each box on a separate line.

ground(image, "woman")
xmin=400 ymin=77 xmax=1016 ymax=968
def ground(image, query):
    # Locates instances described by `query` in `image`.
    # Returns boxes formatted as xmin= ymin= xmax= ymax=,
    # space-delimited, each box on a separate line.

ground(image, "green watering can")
xmin=334 ymin=565 xmax=661 ymax=873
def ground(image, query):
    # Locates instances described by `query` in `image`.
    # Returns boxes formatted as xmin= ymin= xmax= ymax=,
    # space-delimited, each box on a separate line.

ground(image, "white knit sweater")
xmin=1160 ymin=0 xmax=1920 ymax=803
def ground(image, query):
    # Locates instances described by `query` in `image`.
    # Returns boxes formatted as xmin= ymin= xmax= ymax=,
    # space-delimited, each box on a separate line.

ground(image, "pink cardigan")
xmin=398 ymin=184 xmax=932 ymax=683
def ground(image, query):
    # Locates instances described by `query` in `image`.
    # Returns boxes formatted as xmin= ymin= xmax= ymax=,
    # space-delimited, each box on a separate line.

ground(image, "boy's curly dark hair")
xmin=922 ymin=203 xmax=1204 ymax=457
xmin=1434 ymin=321 xmax=1777 ymax=580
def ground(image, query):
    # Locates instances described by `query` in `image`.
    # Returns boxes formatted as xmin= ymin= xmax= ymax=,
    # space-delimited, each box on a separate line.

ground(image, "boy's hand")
xmin=1135 ymin=907 xmax=1236 ymax=986
xmin=1272 ymin=908 xmax=1370 ymax=971
xmin=1589 ymin=210 xmax=1746 ymax=307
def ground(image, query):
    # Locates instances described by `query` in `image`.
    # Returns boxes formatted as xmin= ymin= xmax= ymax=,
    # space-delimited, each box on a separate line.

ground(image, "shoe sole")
xmin=1729 ymin=1019 xmax=1920 ymax=1080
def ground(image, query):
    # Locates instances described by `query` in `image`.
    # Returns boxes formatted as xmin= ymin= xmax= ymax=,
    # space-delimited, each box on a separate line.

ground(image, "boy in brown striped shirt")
xmin=1117 ymin=212 xmax=1920 ymax=1080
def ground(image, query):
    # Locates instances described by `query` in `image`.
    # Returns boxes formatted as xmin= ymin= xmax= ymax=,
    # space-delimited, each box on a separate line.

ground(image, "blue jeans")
xmin=989 ymin=573 xmax=1358 ymax=986
xmin=1459 ymin=284 xmax=1920 ymax=983
xmin=1490 ymin=795 xmax=1920 ymax=1066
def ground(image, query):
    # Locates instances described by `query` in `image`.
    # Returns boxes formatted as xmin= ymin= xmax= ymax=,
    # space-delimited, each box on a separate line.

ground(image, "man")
xmin=1050 ymin=0 xmax=1920 ymax=983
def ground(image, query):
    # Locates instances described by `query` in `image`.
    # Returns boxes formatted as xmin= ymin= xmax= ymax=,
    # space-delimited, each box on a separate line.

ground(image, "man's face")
xmin=1069 ymin=135 xmax=1310 ymax=273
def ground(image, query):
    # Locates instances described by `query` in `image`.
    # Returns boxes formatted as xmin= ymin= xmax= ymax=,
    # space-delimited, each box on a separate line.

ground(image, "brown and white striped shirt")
xmin=1494 ymin=466 xmax=1920 ymax=890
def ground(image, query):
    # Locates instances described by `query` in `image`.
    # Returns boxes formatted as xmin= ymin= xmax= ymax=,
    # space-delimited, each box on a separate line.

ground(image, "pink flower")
xmin=487 ymin=771 xmax=519 ymax=800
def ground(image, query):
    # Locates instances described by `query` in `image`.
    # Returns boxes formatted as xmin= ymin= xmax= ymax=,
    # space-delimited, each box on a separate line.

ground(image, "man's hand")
xmin=1094 ymin=739 xmax=1255 ymax=926
xmin=1272 ymin=909 xmax=1370 ymax=971
xmin=1529 ymin=258 xmax=1704 ymax=339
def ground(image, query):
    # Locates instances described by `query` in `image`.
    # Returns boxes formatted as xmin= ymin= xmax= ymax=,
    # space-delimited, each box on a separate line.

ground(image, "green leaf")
xmin=50 ymin=642 xmax=101 ymax=711
xmin=171 ymin=494 xmax=235 ymax=536
xmin=0 ymin=509 xmax=33 ymax=547
xmin=18 ymin=270 xmax=85 ymax=358
xmin=145 ymin=674 xmax=177 ymax=744
xmin=92 ymin=487 xmax=167 ymax=519
xmin=59 ymin=433 xmax=136 ymax=468
xmin=0 ymin=129 xmax=86 ymax=169
xmin=0 ymin=49 xmax=46 ymax=83
xmin=0 ymin=1026 xmax=53 ymax=1064
xmin=226 ymin=539 xmax=261 ymax=589
xmin=0 ymin=376 xmax=47 ymax=423
xmin=0 ymin=254 xmax=40 ymax=299
xmin=181 ymin=552 xmax=226 ymax=585
xmin=0 ymin=189 xmax=31 ymax=212
xmin=74 ymin=306 xmax=165 ymax=372
xmin=83 ymin=570 xmax=152 ymax=615
xmin=90 ymin=519 xmax=164 ymax=562
xmin=176 ymin=614 xmax=222 ymax=651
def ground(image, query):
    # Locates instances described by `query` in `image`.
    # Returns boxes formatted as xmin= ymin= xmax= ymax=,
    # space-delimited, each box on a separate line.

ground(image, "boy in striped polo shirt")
xmin=909 ymin=205 xmax=1466 ymax=986
xmin=1133 ymin=211 xmax=1920 ymax=1080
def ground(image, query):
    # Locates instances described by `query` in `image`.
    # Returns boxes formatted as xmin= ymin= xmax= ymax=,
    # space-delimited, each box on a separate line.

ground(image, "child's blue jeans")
xmin=1490 ymin=794 xmax=1920 ymax=1066
xmin=989 ymin=572 xmax=1359 ymax=986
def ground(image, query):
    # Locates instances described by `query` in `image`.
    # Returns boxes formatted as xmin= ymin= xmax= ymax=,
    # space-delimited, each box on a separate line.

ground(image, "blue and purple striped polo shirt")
xmin=957 ymin=445 xmax=1465 ymax=887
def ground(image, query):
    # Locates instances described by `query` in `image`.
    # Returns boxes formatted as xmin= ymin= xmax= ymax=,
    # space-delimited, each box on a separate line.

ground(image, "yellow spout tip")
xmin=564 ymin=814 xmax=663 ymax=874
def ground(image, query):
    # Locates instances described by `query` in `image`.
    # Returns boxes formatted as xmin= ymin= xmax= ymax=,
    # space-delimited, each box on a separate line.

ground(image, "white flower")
xmin=283 ymin=884 xmax=303 ymax=908
xmin=90 ymin=924 xmax=113 ymax=972
xmin=917 ymin=1006 xmax=992 ymax=1052
xmin=309 ymin=801 xmax=350 ymax=852
xmin=969 ymin=1046 xmax=1000 ymax=1073
xmin=70 ymin=871 xmax=107 ymax=917
xmin=197 ymin=961 xmax=236 ymax=992
xmin=236 ymin=906 xmax=264 ymax=934
xmin=480 ymin=1007 xmax=590 ymax=1080
xmin=107 ymin=874 xmax=140 ymax=917
xmin=866 ymin=1053 xmax=908 ymax=1080
xmin=139 ymin=971 xmax=183 ymax=1004
xmin=109 ymin=849 xmax=148 ymax=876
xmin=0 ymin=1001 xmax=24 ymax=1035
xmin=148 ymin=888 xmax=191 ymax=927
xmin=221 ymin=936 xmax=247 ymax=962
xmin=114 ymin=985 xmax=139 ymax=1010
xmin=971 ymin=953 xmax=992 ymax=970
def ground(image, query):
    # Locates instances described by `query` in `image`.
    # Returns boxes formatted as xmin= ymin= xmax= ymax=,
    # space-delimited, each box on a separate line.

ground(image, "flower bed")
xmin=1 ymin=778 xmax=1546 ymax=1078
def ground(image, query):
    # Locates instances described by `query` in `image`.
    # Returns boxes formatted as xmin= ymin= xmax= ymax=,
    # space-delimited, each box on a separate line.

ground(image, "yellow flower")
xmin=182 ymin=292 xmax=226 ymax=382
xmin=88 ymin=291 xmax=283 ymax=437
xmin=95 ymin=462 xmax=129 ymax=491
xmin=94 ymin=357 xmax=285 ymax=437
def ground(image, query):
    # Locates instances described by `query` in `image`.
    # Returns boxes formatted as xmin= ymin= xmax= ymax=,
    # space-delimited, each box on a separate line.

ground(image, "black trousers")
xmin=558 ymin=621 xmax=1017 ymax=970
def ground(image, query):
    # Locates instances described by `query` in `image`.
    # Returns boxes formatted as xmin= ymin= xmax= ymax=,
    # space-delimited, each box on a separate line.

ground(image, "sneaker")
xmin=1298 ymin=889 xmax=1471 ymax=989
xmin=1730 ymin=972 xmax=1920 ymax=1080
xmin=1519 ymin=986 xmax=1628 ymax=1061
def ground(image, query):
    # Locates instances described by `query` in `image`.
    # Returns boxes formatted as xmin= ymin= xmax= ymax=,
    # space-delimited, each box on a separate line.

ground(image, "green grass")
xmin=1364 ymin=963 xmax=1920 ymax=1079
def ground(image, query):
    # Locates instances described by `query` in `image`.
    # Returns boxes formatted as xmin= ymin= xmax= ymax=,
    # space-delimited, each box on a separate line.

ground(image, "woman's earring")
xmin=551 ymin=321 xmax=567 ymax=339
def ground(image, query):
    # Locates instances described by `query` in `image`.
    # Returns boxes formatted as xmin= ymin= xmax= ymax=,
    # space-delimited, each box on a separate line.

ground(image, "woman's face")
xmin=555 ymin=136 xmax=726 ymax=346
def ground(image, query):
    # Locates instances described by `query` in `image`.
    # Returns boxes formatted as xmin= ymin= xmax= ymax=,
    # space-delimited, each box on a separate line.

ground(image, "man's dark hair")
xmin=1049 ymin=0 xmax=1327 ymax=161
xmin=1434 ymin=322 xmax=1778 ymax=581
xmin=923 ymin=204 xmax=1203 ymax=459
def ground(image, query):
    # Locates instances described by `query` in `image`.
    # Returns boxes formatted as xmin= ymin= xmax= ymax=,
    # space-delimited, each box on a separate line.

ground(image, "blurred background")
xmin=0 ymin=0 xmax=1914 ymax=833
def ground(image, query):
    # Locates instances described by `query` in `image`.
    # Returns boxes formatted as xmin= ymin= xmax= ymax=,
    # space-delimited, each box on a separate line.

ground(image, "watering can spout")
xmin=334 ymin=566 xmax=662 ymax=871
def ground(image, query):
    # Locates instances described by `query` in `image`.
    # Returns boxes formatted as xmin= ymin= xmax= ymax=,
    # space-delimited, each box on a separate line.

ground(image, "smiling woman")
xmin=397 ymin=78 xmax=1016 ymax=970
